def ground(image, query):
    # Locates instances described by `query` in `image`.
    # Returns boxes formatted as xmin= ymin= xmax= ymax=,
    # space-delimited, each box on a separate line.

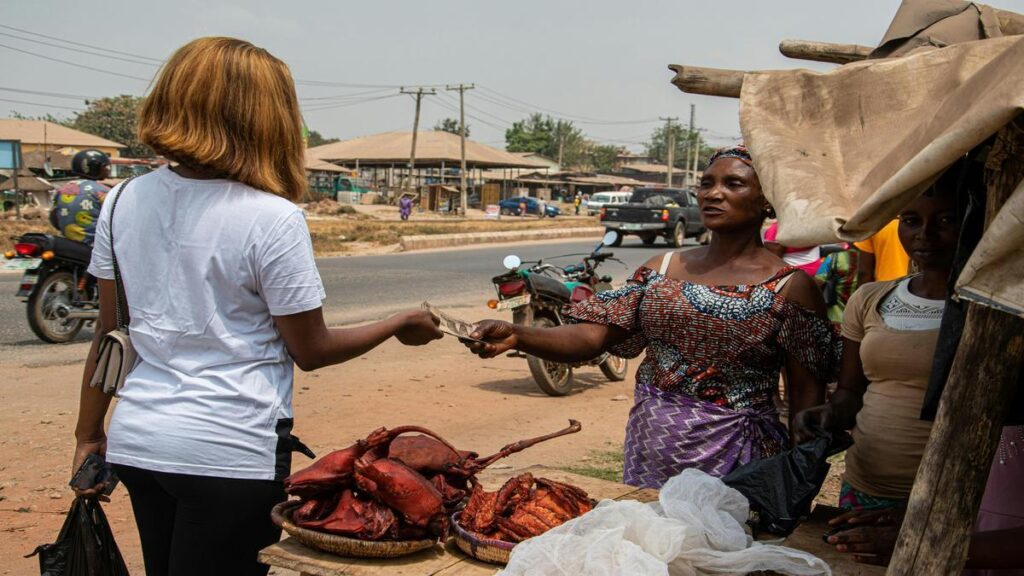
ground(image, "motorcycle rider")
xmin=49 ymin=149 xmax=112 ymax=247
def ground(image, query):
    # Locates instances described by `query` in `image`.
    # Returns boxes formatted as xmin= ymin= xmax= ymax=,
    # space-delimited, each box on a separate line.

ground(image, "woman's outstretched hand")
xmin=465 ymin=320 xmax=518 ymax=358
xmin=395 ymin=310 xmax=443 ymax=345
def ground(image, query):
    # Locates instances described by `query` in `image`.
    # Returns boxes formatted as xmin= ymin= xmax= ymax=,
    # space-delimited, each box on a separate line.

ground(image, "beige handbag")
xmin=89 ymin=177 xmax=138 ymax=396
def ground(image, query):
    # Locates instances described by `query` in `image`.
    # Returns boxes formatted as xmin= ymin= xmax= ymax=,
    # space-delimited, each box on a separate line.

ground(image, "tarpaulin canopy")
xmin=740 ymin=31 xmax=1024 ymax=315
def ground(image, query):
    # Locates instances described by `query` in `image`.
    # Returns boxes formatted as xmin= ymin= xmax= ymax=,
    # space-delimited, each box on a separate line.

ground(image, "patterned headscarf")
xmin=705 ymin=145 xmax=752 ymax=171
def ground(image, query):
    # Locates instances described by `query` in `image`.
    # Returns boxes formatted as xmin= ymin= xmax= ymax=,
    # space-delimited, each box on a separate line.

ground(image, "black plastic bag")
xmin=27 ymin=497 xmax=130 ymax=576
xmin=722 ymin=433 xmax=850 ymax=536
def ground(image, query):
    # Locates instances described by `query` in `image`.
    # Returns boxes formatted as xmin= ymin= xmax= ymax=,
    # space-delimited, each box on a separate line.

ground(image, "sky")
xmin=3 ymin=0 xmax=1024 ymax=153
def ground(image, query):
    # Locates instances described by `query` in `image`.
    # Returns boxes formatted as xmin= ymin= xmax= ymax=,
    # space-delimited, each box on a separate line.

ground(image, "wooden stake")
xmin=778 ymin=39 xmax=872 ymax=64
xmin=887 ymin=123 xmax=1024 ymax=575
xmin=667 ymin=65 xmax=744 ymax=98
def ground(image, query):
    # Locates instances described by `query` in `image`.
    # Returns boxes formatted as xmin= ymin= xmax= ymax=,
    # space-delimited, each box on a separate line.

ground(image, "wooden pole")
xmin=661 ymin=116 xmax=678 ymax=186
xmin=887 ymin=123 xmax=1024 ymax=575
xmin=778 ymin=39 xmax=872 ymax=64
xmin=400 ymin=87 xmax=436 ymax=193
xmin=668 ymin=65 xmax=744 ymax=98
xmin=446 ymin=83 xmax=474 ymax=216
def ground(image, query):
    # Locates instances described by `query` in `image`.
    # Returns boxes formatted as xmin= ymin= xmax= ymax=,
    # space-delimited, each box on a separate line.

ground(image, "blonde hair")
xmin=139 ymin=37 xmax=306 ymax=201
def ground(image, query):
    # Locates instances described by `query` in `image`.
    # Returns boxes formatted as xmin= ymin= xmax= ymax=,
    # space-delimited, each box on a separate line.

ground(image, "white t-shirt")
xmin=88 ymin=166 xmax=326 ymax=480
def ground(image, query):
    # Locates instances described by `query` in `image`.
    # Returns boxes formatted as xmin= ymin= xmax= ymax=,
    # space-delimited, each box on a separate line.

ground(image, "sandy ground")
xmin=0 ymin=308 xmax=636 ymax=574
xmin=0 ymin=304 xmax=844 ymax=574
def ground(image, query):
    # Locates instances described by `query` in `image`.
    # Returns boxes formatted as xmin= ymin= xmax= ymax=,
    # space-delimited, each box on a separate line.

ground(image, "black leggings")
xmin=113 ymin=464 xmax=284 ymax=576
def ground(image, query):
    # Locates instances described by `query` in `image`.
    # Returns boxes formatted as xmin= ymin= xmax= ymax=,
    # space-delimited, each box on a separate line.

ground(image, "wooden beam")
xmin=778 ymin=39 xmax=872 ymax=64
xmin=667 ymin=65 xmax=744 ymax=98
xmin=887 ymin=123 xmax=1024 ymax=575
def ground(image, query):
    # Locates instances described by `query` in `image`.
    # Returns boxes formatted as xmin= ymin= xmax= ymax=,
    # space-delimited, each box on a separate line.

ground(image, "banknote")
xmin=421 ymin=302 xmax=487 ymax=343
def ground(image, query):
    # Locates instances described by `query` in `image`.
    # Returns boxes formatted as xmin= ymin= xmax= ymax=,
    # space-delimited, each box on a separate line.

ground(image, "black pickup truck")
xmin=599 ymin=187 xmax=707 ymax=247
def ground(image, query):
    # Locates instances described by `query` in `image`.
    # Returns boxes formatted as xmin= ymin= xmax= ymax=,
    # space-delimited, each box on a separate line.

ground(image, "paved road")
xmin=0 ymin=236 xmax=688 ymax=347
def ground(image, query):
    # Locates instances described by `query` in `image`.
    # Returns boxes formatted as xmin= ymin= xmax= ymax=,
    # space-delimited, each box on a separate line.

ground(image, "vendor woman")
xmin=465 ymin=146 xmax=841 ymax=488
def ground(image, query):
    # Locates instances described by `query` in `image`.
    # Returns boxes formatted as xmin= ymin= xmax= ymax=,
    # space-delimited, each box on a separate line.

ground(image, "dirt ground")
xmin=0 ymin=306 xmax=844 ymax=574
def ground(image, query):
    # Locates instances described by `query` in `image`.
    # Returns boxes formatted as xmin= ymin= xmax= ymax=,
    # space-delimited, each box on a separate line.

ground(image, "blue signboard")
xmin=0 ymin=140 xmax=21 ymax=170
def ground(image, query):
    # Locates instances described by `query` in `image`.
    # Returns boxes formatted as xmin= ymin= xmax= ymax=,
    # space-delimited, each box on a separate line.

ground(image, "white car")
xmin=585 ymin=191 xmax=631 ymax=216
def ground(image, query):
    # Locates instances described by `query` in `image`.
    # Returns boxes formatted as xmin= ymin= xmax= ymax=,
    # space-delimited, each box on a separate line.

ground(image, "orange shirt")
xmin=855 ymin=220 xmax=909 ymax=282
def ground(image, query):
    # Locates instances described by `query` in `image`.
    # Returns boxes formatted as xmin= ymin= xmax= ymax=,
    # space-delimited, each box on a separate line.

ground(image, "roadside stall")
xmin=669 ymin=1 xmax=1024 ymax=573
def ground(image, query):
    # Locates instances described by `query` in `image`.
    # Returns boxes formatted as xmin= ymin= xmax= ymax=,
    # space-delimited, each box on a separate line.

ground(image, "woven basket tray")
xmin=450 ymin=511 xmax=515 ymax=565
xmin=271 ymin=500 xmax=437 ymax=559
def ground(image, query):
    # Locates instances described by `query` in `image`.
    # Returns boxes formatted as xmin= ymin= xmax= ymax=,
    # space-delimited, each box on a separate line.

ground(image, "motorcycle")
xmin=3 ymin=233 xmax=98 ymax=343
xmin=486 ymin=231 xmax=629 ymax=396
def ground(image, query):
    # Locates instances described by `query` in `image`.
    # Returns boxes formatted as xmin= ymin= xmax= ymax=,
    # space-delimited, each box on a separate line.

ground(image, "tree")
xmin=434 ymin=117 xmax=469 ymax=138
xmin=505 ymin=114 xmax=585 ymax=167
xmin=645 ymin=124 xmax=716 ymax=169
xmin=9 ymin=111 xmax=72 ymax=125
xmin=69 ymin=95 xmax=151 ymax=158
xmin=306 ymin=130 xmax=339 ymax=148
xmin=587 ymin=143 xmax=622 ymax=173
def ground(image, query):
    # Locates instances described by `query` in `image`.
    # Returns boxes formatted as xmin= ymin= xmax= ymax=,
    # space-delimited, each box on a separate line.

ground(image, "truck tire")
xmin=606 ymin=230 xmax=623 ymax=247
xmin=671 ymin=221 xmax=686 ymax=247
xmin=527 ymin=316 xmax=574 ymax=396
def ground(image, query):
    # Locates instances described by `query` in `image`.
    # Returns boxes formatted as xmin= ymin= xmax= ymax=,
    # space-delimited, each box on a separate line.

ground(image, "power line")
xmin=0 ymin=30 xmax=160 ymax=67
xmin=0 ymin=42 xmax=152 ymax=82
xmin=302 ymin=93 xmax=403 ymax=112
xmin=298 ymin=88 xmax=396 ymax=102
xmin=0 ymin=86 xmax=97 ymax=101
xmin=0 ymin=23 xmax=164 ymax=63
xmin=476 ymin=85 xmax=662 ymax=126
xmin=0 ymin=97 xmax=82 ymax=111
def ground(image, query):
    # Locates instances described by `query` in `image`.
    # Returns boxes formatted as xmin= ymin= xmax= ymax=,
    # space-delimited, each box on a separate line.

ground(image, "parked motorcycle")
xmin=2 ymin=233 xmax=98 ymax=343
xmin=486 ymin=231 xmax=629 ymax=396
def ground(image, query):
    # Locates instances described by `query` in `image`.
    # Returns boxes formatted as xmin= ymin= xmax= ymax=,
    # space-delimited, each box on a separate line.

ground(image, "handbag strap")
xmin=108 ymin=175 xmax=137 ymax=330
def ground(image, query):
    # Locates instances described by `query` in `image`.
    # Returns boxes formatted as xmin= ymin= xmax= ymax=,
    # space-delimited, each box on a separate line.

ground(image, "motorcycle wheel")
xmin=599 ymin=355 xmax=629 ymax=381
xmin=526 ymin=316 xmax=574 ymax=396
xmin=27 ymin=270 xmax=84 ymax=343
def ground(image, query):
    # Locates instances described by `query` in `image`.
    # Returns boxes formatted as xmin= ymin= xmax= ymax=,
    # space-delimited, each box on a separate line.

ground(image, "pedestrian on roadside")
xmin=71 ymin=37 xmax=441 ymax=576
xmin=464 ymin=145 xmax=839 ymax=489
xmin=399 ymin=194 xmax=413 ymax=220
xmin=574 ymin=192 xmax=582 ymax=215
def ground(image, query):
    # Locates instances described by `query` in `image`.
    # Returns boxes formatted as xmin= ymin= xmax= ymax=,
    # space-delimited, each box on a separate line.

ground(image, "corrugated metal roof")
xmin=0 ymin=119 xmax=125 ymax=149
xmin=308 ymin=131 xmax=538 ymax=168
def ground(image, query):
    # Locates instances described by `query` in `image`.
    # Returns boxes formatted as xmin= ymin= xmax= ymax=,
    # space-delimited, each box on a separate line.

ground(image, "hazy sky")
xmin=4 ymin=0 xmax=1024 ymax=152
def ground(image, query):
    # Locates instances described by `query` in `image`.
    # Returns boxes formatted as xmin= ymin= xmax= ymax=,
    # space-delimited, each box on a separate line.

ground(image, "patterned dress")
xmin=566 ymin=262 xmax=840 ymax=489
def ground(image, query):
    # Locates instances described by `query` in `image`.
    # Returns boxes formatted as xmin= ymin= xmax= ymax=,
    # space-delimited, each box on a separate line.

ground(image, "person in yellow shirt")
xmin=855 ymin=220 xmax=910 ymax=283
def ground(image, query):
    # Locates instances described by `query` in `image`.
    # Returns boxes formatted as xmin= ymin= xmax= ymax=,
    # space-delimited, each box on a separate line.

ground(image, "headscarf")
xmin=705 ymin=145 xmax=752 ymax=171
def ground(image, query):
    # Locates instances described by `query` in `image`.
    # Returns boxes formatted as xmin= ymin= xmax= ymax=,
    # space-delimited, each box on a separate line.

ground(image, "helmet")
xmin=71 ymin=149 xmax=111 ymax=179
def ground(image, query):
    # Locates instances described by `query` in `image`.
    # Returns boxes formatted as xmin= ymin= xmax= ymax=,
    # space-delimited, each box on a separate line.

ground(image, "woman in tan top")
xmin=794 ymin=182 xmax=960 ymax=508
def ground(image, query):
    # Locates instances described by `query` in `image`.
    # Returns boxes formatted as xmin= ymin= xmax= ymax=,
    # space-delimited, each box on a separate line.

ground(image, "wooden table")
xmin=259 ymin=466 xmax=883 ymax=576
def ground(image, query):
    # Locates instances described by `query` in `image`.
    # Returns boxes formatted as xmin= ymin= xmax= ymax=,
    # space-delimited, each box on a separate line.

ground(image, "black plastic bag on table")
xmin=27 ymin=496 xmax=130 ymax=576
xmin=722 ymin=432 xmax=851 ymax=537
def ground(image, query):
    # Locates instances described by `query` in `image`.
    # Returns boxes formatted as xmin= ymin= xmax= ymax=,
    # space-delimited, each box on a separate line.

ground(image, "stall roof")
xmin=308 ymin=131 xmax=540 ymax=169
xmin=304 ymin=150 xmax=351 ymax=174
xmin=0 ymin=169 xmax=54 ymax=192
xmin=0 ymin=120 xmax=124 ymax=150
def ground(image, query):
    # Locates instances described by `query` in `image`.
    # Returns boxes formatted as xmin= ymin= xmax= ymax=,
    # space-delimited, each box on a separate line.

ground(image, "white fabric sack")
xmin=499 ymin=469 xmax=830 ymax=576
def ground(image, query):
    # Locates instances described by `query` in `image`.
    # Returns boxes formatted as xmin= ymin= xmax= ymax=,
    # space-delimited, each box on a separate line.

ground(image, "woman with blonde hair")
xmin=71 ymin=37 xmax=441 ymax=575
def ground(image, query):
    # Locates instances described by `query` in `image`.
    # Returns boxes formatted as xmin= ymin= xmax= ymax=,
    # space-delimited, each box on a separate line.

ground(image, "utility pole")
xmin=687 ymin=104 xmax=696 ymax=185
xmin=400 ymin=87 xmax=437 ymax=195
xmin=660 ymin=116 xmax=678 ymax=187
xmin=691 ymin=130 xmax=701 ymax=187
xmin=446 ymin=83 xmax=474 ymax=215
